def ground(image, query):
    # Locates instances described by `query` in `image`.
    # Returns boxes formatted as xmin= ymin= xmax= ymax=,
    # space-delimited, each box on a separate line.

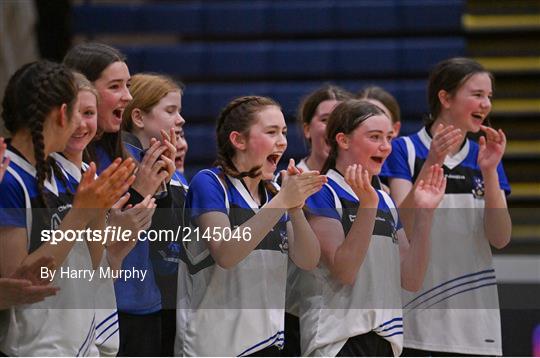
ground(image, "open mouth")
xmin=113 ymin=108 xmax=123 ymax=121
xmin=266 ymin=153 xmax=280 ymax=166
xmin=71 ymin=131 xmax=88 ymax=139
xmin=370 ymin=156 xmax=384 ymax=164
xmin=472 ymin=113 xmax=484 ymax=121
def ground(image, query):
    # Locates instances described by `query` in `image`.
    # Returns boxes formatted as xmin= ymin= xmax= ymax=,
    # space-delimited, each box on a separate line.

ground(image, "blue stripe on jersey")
xmin=379 ymin=324 xmax=403 ymax=333
xmin=95 ymin=310 xmax=118 ymax=331
xmin=374 ymin=317 xmax=404 ymax=338
xmin=76 ymin=315 xmax=96 ymax=357
xmin=95 ymin=318 xmax=119 ymax=341
xmin=101 ymin=327 xmax=120 ymax=346
xmin=377 ymin=317 xmax=403 ymax=328
xmin=380 ymin=331 xmax=404 ymax=338
xmin=238 ymin=331 xmax=285 ymax=357
xmin=403 ymin=269 xmax=496 ymax=309
xmin=424 ymin=282 xmax=498 ymax=310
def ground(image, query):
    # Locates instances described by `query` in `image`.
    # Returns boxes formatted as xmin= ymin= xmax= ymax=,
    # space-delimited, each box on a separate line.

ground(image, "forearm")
xmin=483 ymin=170 xmax=511 ymax=249
xmin=330 ymin=206 xmax=376 ymax=285
xmin=287 ymin=209 xmax=320 ymax=270
xmin=398 ymin=191 xmax=416 ymax=240
xmin=400 ymin=209 xmax=434 ymax=291
xmin=26 ymin=209 xmax=92 ymax=268
xmin=209 ymin=198 xmax=287 ymax=269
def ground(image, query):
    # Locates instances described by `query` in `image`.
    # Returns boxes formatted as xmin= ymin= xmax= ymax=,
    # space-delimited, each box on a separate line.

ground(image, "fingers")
xmin=1 ymin=277 xmax=32 ymax=288
xmin=160 ymin=129 xmax=171 ymax=143
xmin=95 ymin=158 xmax=121 ymax=181
xmin=80 ymin=162 xmax=97 ymax=188
xmin=141 ymin=140 xmax=163 ymax=166
xmin=14 ymin=256 xmax=56 ymax=284
xmin=112 ymin=193 xmax=131 ymax=210
xmin=478 ymin=135 xmax=486 ymax=151
xmin=169 ymin=127 xmax=177 ymax=149
xmin=498 ymin=129 xmax=507 ymax=145
xmin=160 ymin=154 xmax=175 ymax=175
xmin=361 ymin=166 xmax=371 ymax=191
xmin=22 ymin=285 xmax=60 ymax=303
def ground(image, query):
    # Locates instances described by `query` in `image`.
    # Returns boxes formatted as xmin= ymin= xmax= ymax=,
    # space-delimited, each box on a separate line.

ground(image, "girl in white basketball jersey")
xmin=52 ymin=72 xmax=154 ymax=356
xmin=382 ymin=57 xmax=511 ymax=356
xmin=0 ymin=139 xmax=58 ymax=309
xmin=176 ymin=95 xmax=325 ymax=356
xmin=0 ymin=60 xmax=134 ymax=356
xmin=282 ymin=85 xmax=352 ymax=356
xmin=301 ymin=99 xmax=446 ymax=356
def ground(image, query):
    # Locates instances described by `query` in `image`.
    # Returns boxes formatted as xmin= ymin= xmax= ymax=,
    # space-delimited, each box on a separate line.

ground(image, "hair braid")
xmin=1 ymin=60 xmax=77 ymax=207
xmin=215 ymin=96 xmax=279 ymax=179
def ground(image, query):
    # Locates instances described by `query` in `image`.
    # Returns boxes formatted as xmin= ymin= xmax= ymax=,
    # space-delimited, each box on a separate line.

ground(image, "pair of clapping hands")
xmin=131 ymin=128 xmax=178 ymax=198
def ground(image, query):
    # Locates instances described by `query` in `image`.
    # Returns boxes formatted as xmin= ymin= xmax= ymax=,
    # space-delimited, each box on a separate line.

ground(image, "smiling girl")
xmin=382 ymin=57 xmax=511 ymax=356
xmin=0 ymin=60 xmax=134 ymax=356
xmin=300 ymin=99 xmax=446 ymax=356
xmin=122 ymin=73 xmax=188 ymax=356
xmin=63 ymin=43 xmax=171 ymax=357
xmin=176 ymin=96 xmax=325 ymax=356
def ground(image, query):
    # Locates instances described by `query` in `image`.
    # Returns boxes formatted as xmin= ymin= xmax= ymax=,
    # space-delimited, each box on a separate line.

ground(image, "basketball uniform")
xmin=301 ymin=168 xmax=404 ymax=356
xmin=0 ymin=145 xmax=96 ymax=356
xmin=175 ymin=167 xmax=289 ymax=356
xmin=381 ymin=126 xmax=510 ymax=355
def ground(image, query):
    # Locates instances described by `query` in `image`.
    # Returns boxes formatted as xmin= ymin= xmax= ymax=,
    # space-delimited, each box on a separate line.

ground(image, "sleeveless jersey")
xmin=0 ymin=147 xmax=96 ymax=356
xmin=175 ymin=167 xmax=289 ymax=356
xmin=301 ymin=169 xmax=404 ymax=356
xmin=380 ymin=126 xmax=510 ymax=355
xmin=52 ymin=152 xmax=120 ymax=356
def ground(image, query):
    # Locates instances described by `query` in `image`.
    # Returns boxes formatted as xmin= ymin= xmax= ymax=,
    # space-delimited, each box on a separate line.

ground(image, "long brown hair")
xmin=426 ymin=57 xmax=493 ymax=126
xmin=63 ymin=42 xmax=129 ymax=169
xmin=321 ymin=99 xmax=384 ymax=174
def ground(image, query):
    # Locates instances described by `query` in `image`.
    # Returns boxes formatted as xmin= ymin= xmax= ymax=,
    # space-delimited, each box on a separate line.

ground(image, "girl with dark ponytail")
xmin=382 ymin=57 xmax=511 ymax=356
xmin=64 ymin=43 xmax=176 ymax=356
xmin=0 ymin=60 xmax=135 ymax=356
xmin=300 ymin=99 xmax=446 ymax=356
xmin=176 ymin=95 xmax=325 ymax=356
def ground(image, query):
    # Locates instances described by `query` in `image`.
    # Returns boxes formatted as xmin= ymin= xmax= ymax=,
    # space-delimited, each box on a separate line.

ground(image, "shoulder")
xmin=189 ymin=167 xmax=223 ymax=189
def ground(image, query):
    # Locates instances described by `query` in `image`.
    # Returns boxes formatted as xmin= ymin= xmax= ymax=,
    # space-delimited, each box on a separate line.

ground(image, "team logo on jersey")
xmin=472 ymin=176 xmax=485 ymax=198
xmin=279 ymin=228 xmax=288 ymax=253
xmin=50 ymin=213 xmax=61 ymax=230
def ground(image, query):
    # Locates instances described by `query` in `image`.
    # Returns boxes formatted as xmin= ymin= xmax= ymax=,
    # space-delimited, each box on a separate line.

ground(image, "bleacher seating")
xmin=72 ymin=0 xmax=466 ymax=173
xmin=73 ymin=1 xmax=464 ymax=37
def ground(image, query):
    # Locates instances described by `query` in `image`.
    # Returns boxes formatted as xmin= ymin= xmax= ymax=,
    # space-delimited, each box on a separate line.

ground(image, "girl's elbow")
xmin=402 ymin=277 xmax=422 ymax=292
xmin=333 ymin=271 xmax=357 ymax=286
xmin=491 ymin=235 xmax=511 ymax=250
xmin=297 ymin=256 xmax=319 ymax=271
xmin=214 ymin=256 xmax=237 ymax=270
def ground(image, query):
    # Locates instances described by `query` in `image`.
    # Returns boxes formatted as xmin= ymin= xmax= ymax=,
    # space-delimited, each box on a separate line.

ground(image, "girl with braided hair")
xmin=0 ymin=60 xmax=135 ymax=356
xmin=176 ymin=95 xmax=325 ymax=356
